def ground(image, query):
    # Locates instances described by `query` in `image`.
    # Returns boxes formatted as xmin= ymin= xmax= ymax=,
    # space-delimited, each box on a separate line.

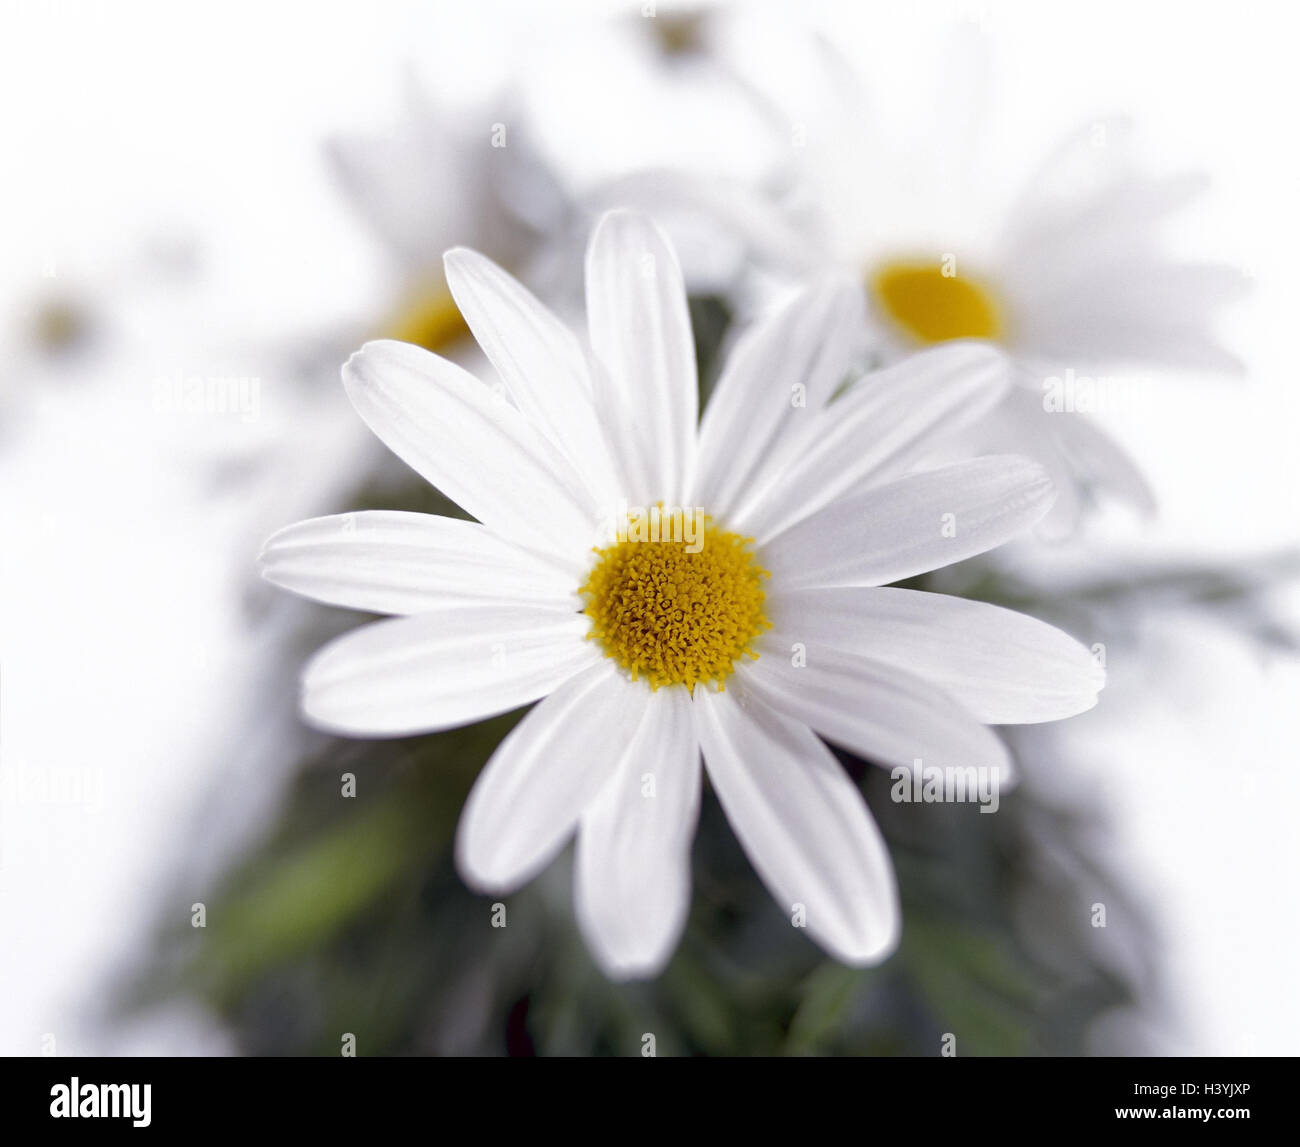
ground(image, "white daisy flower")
xmin=649 ymin=25 xmax=1248 ymax=532
xmin=330 ymin=72 xmax=569 ymax=352
xmin=260 ymin=209 xmax=1104 ymax=979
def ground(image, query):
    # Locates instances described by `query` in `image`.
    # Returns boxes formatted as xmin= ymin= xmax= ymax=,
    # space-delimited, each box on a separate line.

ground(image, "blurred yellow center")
xmin=579 ymin=515 xmax=769 ymax=692
xmin=386 ymin=283 xmax=469 ymax=351
xmin=871 ymin=260 xmax=1003 ymax=344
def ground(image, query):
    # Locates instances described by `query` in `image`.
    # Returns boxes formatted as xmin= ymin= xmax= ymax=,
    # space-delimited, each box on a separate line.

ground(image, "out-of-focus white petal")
xmin=731 ymin=342 xmax=1010 ymax=542
xmin=981 ymin=388 xmax=1155 ymax=538
xmin=342 ymin=339 xmax=600 ymax=572
xmin=1049 ymin=405 xmax=1158 ymax=518
xmin=443 ymin=247 xmax=621 ymax=506
xmin=1008 ymin=257 xmax=1247 ymax=373
xmin=770 ymin=586 xmax=1104 ymax=724
xmin=760 ymin=455 xmax=1054 ymax=588
xmin=995 ymin=121 xmax=1245 ymax=377
xmin=1016 ymin=310 xmax=1246 ymax=375
xmin=693 ymin=686 xmax=899 ymax=965
xmin=259 ymin=511 xmax=575 ymax=615
xmin=580 ymin=168 xmax=823 ymax=285
xmin=455 ymin=662 xmax=650 ymax=893
xmin=326 ymin=74 xmax=478 ymax=272
xmin=1021 ymin=259 xmax=1249 ymax=321
xmin=1002 ymin=169 xmax=1210 ymax=273
xmin=585 ymin=209 xmax=697 ymax=505
xmin=575 ymin=688 xmax=700 ymax=980
xmin=301 ymin=604 xmax=595 ymax=737
xmin=694 ymin=277 xmax=866 ymax=518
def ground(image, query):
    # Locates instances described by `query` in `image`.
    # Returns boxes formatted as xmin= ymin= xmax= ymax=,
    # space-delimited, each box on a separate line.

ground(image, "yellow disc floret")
xmin=871 ymin=259 xmax=1004 ymax=344
xmin=579 ymin=514 xmax=770 ymax=692
xmin=386 ymin=282 xmax=470 ymax=351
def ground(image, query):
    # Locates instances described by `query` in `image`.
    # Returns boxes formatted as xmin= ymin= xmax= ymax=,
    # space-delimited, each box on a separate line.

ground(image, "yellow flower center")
xmin=579 ymin=513 xmax=769 ymax=692
xmin=385 ymin=282 xmax=470 ymax=351
xmin=871 ymin=259 xmax=1003 ymax=344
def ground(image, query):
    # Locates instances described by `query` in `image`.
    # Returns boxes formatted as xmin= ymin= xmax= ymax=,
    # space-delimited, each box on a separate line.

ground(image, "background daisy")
xmin=660 ymin=18 xmax=1250 ymax=533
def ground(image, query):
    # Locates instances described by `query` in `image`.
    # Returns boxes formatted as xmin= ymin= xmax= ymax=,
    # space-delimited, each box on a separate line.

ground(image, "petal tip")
xmin=452 ymin=830 xmax=515 ymax=899
xmin=833 ymin=914 xmax=902 ymax=968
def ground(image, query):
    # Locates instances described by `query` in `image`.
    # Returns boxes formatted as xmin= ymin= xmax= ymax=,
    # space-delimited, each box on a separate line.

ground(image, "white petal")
xmin=1048 ymin=406 xmax=1158 ymax=518
xmin=732 ymin=342 xmax=1011 ymax=542
xmin=443 ymin=247 xmax=621 ymax=506
xmin=455 ymin=662 xmax=651 ymax=893
xmin=981 ymin=388 xmax=1155 ymax=537
xmin=575 ymin=688 xmax=700 ymax=980
xmin=260 ymin=511 xmax=575 ymax=615
xmin=326 ymin=74 xmax=476 ymax=272
xmin=740 ymin=653 xmax=1014 ymax=778
xmin=342 ymin=339 xmax=599 ymax=571
xmin=760 ymin=455 xmax=1054 ymax=589
xmin=1002 ymin=170 xmax=1210 ymax=273
xmin=1013 ymin=302 xmax=1245 ymax=375
xmin=975 ymin=386 xmax=1088 ymax=539
xmin=581 ymin=169 xmax=822 ymax=280
xmin=771 ymin=586 xmax=1104 ymax=724
xmin=926 ymin=21 xmax=992 ymax=189
xmin=302 ymin=604 xmax=595 ymax=737
xmin=693 ymin=686 xmax=899 ymax=965
xmin=585 ymin=209 xmax=697 ymax=505
xmin=1021 ymin=258 xmax=1248 ymax=320
xmin=695 ymin=278 xmax=866 ymax=519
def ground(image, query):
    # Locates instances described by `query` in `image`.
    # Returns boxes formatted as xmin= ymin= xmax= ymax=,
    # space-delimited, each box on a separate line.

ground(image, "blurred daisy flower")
xmin=327 ymin=66 xmax=753 ymax=353
xmin=666 ymin=23 xmax=1249 ymax=533
xmin=219 ymin=78 xmax=582 ymax=573
xmin=329 ymin=73 xmax=574 ymax=353
xmin=260 ymin=210 xmax=1104 ymax=979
